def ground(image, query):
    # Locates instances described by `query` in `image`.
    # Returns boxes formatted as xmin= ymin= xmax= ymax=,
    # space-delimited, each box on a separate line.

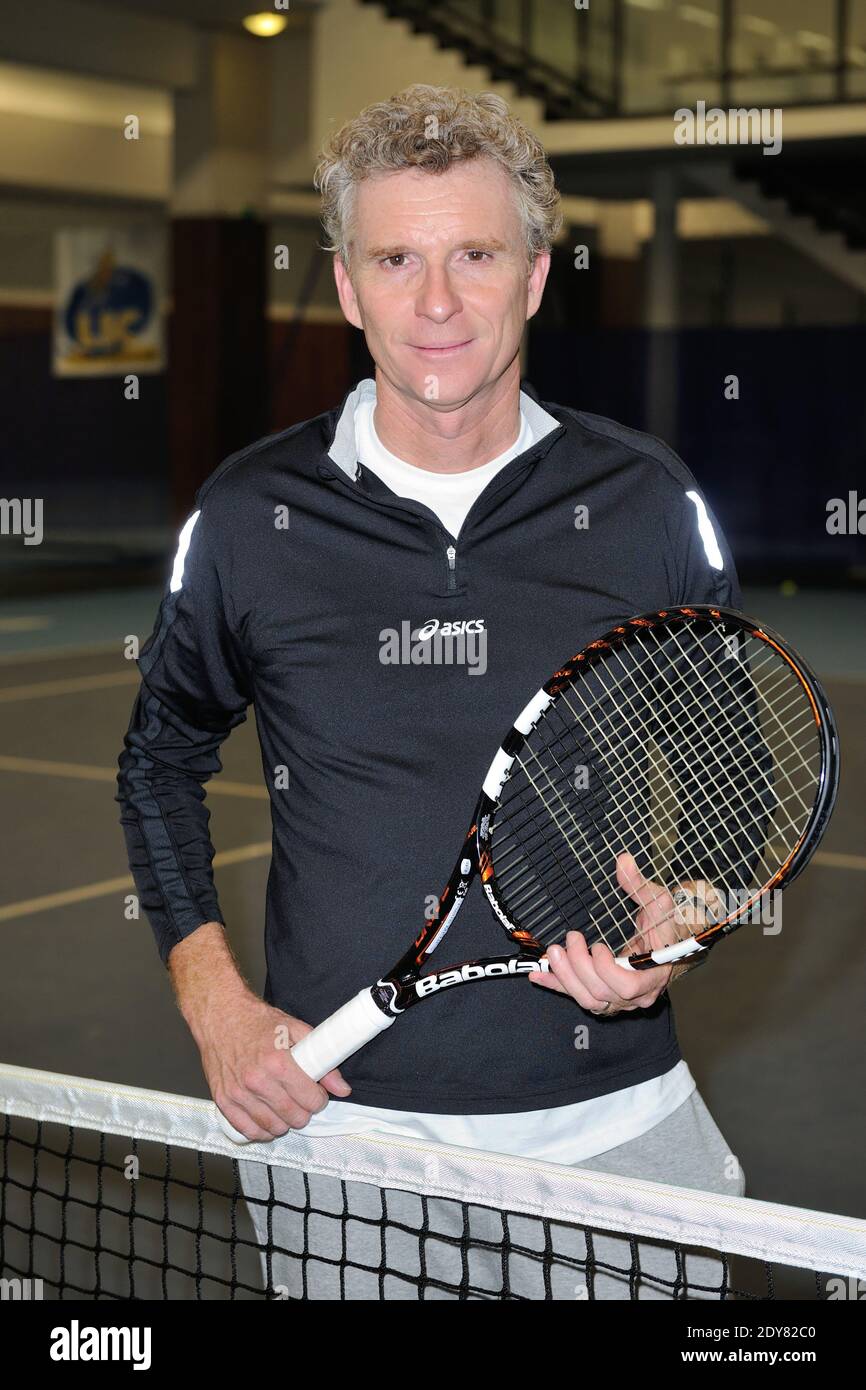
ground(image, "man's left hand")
xmin=527 ymin=851 xmax=706 ymax=1016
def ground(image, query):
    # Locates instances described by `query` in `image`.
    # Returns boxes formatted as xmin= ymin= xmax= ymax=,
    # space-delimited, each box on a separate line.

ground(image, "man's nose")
xmin=414 ymin=265 xmax=462 ymax=320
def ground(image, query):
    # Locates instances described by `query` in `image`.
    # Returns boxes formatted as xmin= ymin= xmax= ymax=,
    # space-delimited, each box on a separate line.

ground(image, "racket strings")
xmin=512 ymin=631 xmax=768 ymax=857
xmin=495 ymin=680 xmax=660 ymax=944
xmin=522 ymin=628 xmax=809 ymax=874
xmin=511 ymin=694 xmax=759 ymax=950
xmin=490 ymin=624 xmax=821 ymax=955
xmin=544 ymin=642 xmax=803 ymax=929
xmin=495 ymin=696 xmax=679 ymax=950
xmin=554 ymin=639 xmax=799 ymax=939
xmin=665 ymin=626 xmax=819 ymax=797
xmin=539 ymin=631 xmax=813 ymax=807
xmin=495 ymin=694 xmax=702 ymax=949
xmin=530 ymin=636 xmax=811 ymax=872
xmin=596 ymin=632 xmax=807 ymax=866
xmin=540 ymin=631 xmax=783 ymax=754
xmin=500 ymin=648 xmax=763 ymax=940
xmin=506 ymin=733 xmax=812 ymax=951
xmin=493 ymin=737 xmax=610 ymax=938
xmin=505 ymin=749 xmax=626 ymax=944
xmin=637 ymin=629 xmax=819 ymax=857
xmin=574 ymin=640 xmax=813 ymax=924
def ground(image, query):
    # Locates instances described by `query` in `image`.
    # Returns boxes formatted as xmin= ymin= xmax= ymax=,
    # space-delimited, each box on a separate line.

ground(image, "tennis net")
xmin=1 ymin=1062 xmax=864 ymax=1301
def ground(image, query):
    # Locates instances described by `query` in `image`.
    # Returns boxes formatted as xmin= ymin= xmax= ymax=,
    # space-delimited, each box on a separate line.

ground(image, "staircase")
xmin=688 ymin=156 xmax=866 ymax=297
xmin=358 ymin=0 xmax=614 ymax=121
xmin=735 ymin=155 xmax=866 ymax=252
xmin=360 ymin=0 xmax=866 ymax=297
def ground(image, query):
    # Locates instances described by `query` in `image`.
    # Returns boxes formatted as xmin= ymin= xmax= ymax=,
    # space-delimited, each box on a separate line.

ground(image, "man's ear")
xmin=333 ymin=253 xmax=363 ymax=330
xmin=526 ymin=251 xmax=551 ymax=323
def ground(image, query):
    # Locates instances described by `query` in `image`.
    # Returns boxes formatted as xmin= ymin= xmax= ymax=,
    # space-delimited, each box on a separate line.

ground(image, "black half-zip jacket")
xmin=117 ymin=378 xmax=742 ymax=1113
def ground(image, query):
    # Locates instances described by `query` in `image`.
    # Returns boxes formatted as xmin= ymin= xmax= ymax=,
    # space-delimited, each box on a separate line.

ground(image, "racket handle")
xmin=291 ymin=988 xmax=396 ymax=1081
xmin=214 ymin=989 xmax=395 ymax=1145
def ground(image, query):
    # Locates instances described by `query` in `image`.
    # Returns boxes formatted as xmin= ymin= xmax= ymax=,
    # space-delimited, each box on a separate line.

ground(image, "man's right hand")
xmin=168 ymin=922 xmax=352 ymax=1142
xmin=200 ymin=993 xmax=352 ymax=1142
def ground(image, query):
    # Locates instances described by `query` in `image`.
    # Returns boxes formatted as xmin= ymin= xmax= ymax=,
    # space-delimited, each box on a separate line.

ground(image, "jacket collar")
xmin=326 ymin=376 xmax=561 ymax=481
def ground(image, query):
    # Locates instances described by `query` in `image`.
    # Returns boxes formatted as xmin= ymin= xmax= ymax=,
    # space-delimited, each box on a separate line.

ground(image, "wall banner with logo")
xmin=53 ymin=226 xmax=165 ymax=377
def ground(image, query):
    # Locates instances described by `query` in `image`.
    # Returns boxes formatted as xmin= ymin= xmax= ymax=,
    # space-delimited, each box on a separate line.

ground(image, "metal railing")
xmin=363 ymin=0 xmax=866 ymax=119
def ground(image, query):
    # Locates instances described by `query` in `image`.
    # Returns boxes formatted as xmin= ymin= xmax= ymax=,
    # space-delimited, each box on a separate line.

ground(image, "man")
xmin=118 ymin=84 xmax=744 ymax=1295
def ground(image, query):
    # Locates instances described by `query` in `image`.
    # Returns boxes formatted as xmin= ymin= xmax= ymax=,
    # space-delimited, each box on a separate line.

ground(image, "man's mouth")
xmin=409 ymin=340 xmax=473 ymax=356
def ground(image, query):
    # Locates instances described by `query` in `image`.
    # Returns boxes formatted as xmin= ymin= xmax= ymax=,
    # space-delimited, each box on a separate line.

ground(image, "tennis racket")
xmin=257 ymin=605 xmax=840 ymax=1087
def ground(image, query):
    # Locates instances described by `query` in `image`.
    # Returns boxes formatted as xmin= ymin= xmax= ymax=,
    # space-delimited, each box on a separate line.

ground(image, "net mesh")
xmin=2 ymin=1064 xmax=864 ymax=1301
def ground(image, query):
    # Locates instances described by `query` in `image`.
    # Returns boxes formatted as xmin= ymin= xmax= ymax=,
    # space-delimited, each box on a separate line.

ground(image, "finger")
xmin=270 ymin=1017 xmax=341 ymax=1110
xmin=527 ymin=968 xmax=569 ymax=995
xmin=591 ymin=940 xmax=672 ymax=1005
xmin=240 ymin=1061 xmax=325 ymax=1129
xmin=563 ymin=931 xmax=622 ymax=1002
xmin=264 ymin=1038 xmax=331 ymax=1112
xmin=547 ymin=938 xmax=614 ymax=1012
xmin=670 ymin=879 xmax=726 ymax=933
xmin=218 ymin=1090 xmax=306 ymax=1141
xmin=320 ymin=1067 xmax=352 ymax=1098
xmin=528 ymin=968 xmax=628 ymax=1012
xmin=616 ymin=852 xmax=675 ymax=933
xmin=280 ymin=1058 xmax=332 ymax=1115
xmin=216 ymin=1101 xmax=276 ymax=1145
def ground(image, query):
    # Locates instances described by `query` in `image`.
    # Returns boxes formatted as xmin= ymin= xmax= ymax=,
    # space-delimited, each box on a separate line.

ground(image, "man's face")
xmin=333 ymin=158 xmax=550 ymax=409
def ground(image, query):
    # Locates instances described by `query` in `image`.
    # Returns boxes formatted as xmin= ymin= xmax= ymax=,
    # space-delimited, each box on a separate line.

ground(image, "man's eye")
xmin=381 ymin=251 xmax=492 ymax=268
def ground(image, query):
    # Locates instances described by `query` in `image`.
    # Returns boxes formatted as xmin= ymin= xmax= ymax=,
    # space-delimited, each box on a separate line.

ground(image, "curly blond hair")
xmin=314 ymin=83 xmax=562 ymax=270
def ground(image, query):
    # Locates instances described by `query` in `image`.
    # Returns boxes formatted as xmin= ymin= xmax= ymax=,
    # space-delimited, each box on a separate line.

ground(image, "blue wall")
xmin=2 ymin=320 xmax=865 ymax=586
xmin=0 ymin=329 xmax=170 ymax=531
xmin=529 ymin=325 xmax=866 ymax=579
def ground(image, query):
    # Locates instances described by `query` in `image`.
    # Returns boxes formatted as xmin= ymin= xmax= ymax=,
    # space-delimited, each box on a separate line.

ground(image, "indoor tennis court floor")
xmin=1 ymin=583 xmax=864 ymax=1219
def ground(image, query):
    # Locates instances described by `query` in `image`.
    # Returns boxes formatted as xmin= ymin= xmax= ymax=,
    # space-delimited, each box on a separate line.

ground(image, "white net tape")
xmin=2 ymin=1062 xmax=864 ymax=1283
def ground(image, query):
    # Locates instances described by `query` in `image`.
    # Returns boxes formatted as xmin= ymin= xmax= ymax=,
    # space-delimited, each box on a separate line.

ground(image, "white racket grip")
xmin=291 ymin=988 xmax=396 ymax=1082
xmin=214 ymin=989 xmax=396 ymax=1146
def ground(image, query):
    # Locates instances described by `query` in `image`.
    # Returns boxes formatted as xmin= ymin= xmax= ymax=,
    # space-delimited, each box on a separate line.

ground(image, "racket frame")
xmin=292 ymin=605 xmax=839 ymax=1082
xmin=377 ymin=605 xmax=839 ymax=1004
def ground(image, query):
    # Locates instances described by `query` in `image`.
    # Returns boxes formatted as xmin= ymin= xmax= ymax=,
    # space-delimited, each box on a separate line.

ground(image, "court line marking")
xmin=0 ymin=754 xmax=268 ymax=799
xmin=0 ymin=671 xmax=140 ymax=702
xmin=0 ymin=843 xmax=272 ymax=923
xmin=0 ymin=617 xmax=53 ymax=633
xmin=0 ymin=640 xmax=121 ymax=667
xmin=0 ymin=848 xmax=861 ymax=927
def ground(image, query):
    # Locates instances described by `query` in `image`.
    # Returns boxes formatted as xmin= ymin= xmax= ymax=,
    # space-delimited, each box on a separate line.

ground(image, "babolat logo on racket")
xmin=379 ymin=618 xmax=487 ymax=674
xmin=415 ymin=958 xmax=537 ymax=996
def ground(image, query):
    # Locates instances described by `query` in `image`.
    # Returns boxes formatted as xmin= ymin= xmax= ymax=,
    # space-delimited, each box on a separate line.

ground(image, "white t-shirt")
xmin=354 ymin=394 xmax=535 ymax=539
xmin=302 ymin=1062 xmax=696 ymax=1164
xmin=301 ymin=386 xmax=695 ymax=1164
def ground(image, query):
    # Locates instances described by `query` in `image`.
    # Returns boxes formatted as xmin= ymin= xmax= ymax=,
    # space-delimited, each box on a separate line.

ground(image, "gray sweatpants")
xmin=239 ymin=1090 xmax=745 ymax=1301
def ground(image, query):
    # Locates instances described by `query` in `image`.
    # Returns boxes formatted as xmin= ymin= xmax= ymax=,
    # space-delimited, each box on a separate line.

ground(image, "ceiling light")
xmin=242 ymin=13 xmax=288 ymax=37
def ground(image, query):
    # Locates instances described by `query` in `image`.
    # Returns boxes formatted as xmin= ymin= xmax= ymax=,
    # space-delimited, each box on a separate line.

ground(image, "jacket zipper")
xmin=334 ymin=467 xmax=462 ymax=594
xmin=445 ymin=544 xmax=457 ymax=592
